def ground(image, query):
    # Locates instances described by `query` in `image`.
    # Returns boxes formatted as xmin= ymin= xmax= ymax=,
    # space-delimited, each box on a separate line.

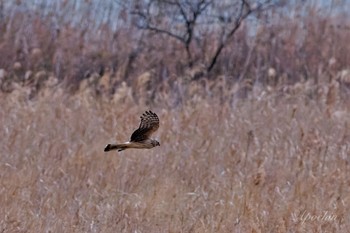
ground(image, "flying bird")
xmin=104 ymin=110 xmax=160 ymax=152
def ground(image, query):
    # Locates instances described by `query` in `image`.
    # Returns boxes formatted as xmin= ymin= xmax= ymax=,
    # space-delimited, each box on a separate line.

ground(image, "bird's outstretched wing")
xmin=130 ymin=111 xmax=159 ymax=142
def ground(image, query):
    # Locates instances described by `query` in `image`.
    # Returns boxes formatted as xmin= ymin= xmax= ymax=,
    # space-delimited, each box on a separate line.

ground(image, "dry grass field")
xmin=1 ymin=85 xmax=349 ymax=233
xmin=1 ymin=1 xmax=350 ymax=232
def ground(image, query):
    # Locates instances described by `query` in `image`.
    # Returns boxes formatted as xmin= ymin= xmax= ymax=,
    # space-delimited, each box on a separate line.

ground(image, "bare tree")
xmin=128 ymin=0 xmax=282 ymax=79
xmin=130 ymin=0 xmax=211 ymax=67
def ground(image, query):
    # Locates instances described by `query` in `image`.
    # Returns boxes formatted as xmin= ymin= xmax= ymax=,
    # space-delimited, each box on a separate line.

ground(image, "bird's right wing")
xmin=130 ymin=111 xmax=159 ymax=142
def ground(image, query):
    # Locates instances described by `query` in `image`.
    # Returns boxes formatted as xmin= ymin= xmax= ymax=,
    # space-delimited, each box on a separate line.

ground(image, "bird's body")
xmin=104 ymin=111 xmax=160 ymax=152
xmin=104 ymin=140 xmax=159 ymax=152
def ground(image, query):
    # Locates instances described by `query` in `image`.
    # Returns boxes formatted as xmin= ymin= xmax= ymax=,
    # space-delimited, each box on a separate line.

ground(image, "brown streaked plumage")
xmin=104 ymin=111 xmax=160 ymax=152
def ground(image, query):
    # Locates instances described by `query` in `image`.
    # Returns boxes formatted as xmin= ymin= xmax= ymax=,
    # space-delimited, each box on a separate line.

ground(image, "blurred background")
xmin=0 ymin=0 xmax=349 ymax=104
xmin=1 ymin=1 xmax=350 ymax=232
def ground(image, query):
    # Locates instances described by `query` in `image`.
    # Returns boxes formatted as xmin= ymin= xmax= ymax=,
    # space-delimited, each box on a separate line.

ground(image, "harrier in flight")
xmin=104 ymin=110 xmax=160 ymax=152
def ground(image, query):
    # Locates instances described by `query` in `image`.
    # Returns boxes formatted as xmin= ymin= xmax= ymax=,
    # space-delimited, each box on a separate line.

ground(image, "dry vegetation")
xmin=1 ymin=0 xmax=350 ymax=232
xmin=1 ymin=86 xmax=350 ymax=232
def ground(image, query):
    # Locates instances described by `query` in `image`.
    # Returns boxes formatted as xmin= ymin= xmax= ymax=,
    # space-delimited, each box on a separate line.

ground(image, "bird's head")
xmin=151 ymin=140 xmax=160 ymax=147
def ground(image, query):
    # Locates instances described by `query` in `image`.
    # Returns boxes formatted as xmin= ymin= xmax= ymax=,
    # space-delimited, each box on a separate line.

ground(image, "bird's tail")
xmin=104 ymin=143 xmax=128 ymax=152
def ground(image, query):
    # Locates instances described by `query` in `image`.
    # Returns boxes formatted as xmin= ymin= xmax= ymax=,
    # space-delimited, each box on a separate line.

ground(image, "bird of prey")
xmin=104 ymin=110 xmax=160 ymax=152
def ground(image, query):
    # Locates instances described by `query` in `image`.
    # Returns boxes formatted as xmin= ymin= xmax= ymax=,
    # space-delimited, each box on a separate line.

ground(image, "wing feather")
xmin=130 ymin=111 xmax=159 ymax=142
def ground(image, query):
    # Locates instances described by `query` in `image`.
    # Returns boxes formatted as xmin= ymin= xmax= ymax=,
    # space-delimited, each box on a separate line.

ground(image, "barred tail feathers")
xmin=104 ymin=143 xmax=128 ymax=152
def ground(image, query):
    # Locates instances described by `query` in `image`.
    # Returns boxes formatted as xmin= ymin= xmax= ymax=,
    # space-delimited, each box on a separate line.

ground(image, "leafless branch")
xmin=130 ymin=0 xmax=280 ymax=76
xmin=207 ymin=0 xmax=274 ymax=73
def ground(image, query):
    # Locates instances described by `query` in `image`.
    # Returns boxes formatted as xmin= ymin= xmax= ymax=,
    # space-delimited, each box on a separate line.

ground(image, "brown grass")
xmin=1 ymin=87 xmax=349 ymax=232
xmin=1 ymin=1 xmax=350 ymax=95
xmin=1 ymin=1 xmax=350 ymax=232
